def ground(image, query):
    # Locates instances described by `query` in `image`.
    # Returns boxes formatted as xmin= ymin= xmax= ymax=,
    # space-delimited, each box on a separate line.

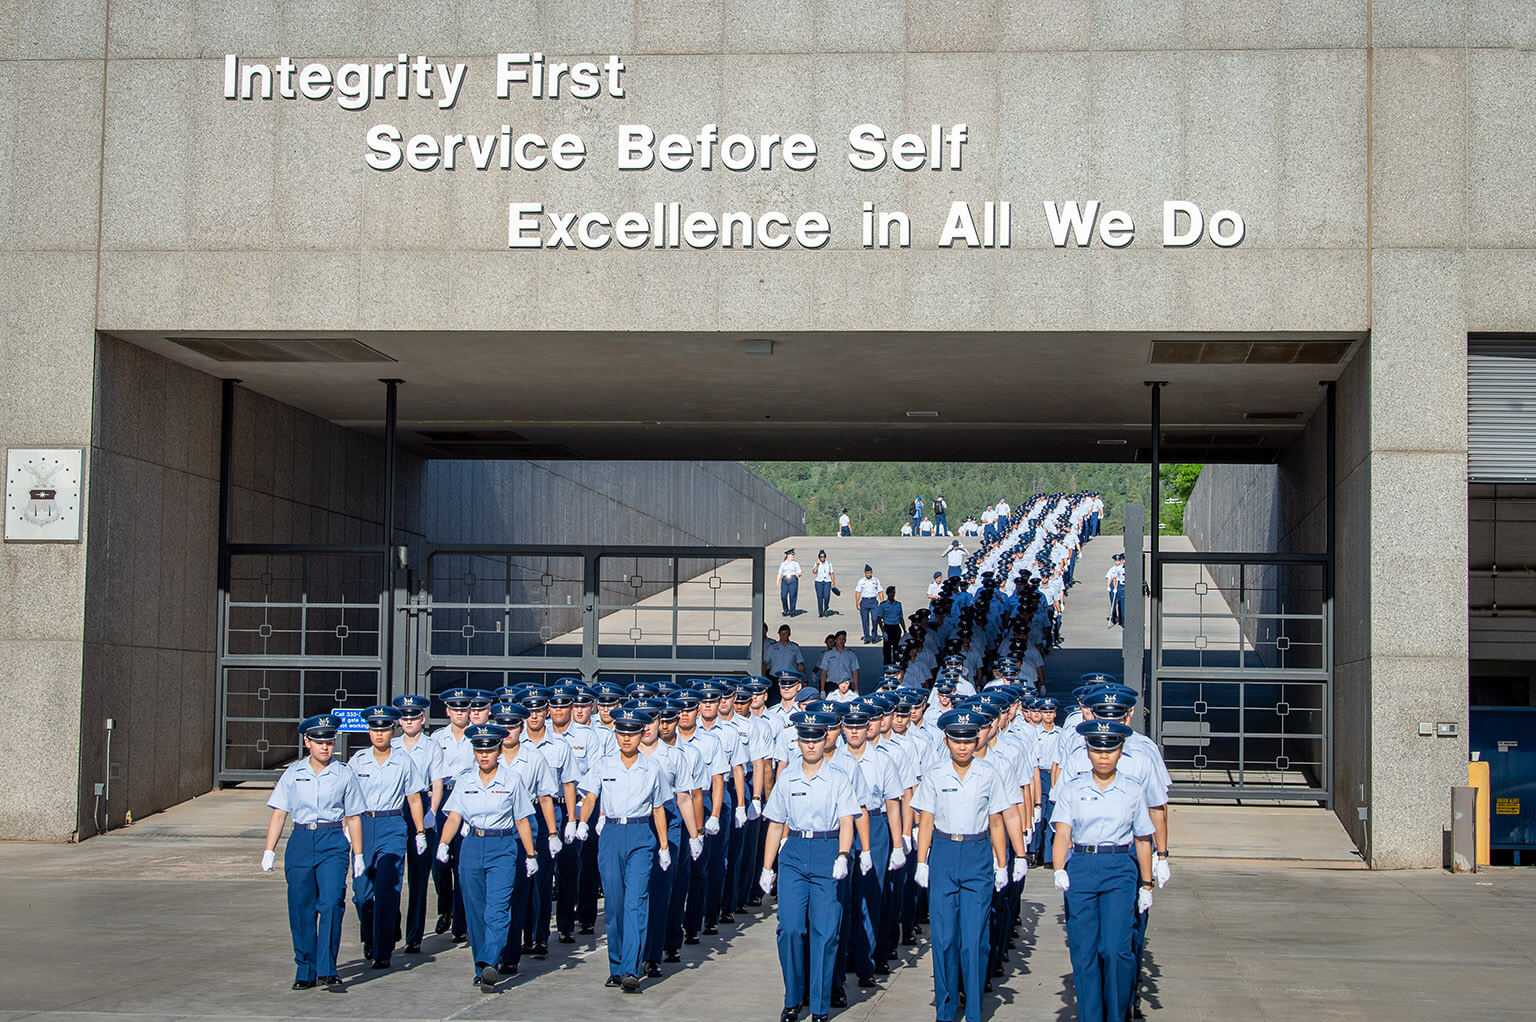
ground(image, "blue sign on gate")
xmin=331 ymin=708 xmax=369 ymax=733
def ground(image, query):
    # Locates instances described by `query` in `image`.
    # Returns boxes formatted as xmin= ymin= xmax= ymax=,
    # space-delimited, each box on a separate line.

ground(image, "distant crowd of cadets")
xmin=260 ymin=491 xmax=1170 ymax=1022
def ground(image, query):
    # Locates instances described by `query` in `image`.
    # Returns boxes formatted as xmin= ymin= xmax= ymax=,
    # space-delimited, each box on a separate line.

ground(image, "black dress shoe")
xmin=622 ymin=973 xmax=641 ymax=993
xmin=496 ymin=962 xmax=519 ymax=976
xmin=521 ymin=941 xmax=534 ymax=954
xmin=318 ymin=975 xmax=341 ymax=986
xmin=830 ymin=988 xmax=848 ymax=1008
xmin=645 ymin=961 xmax=663 ymax=978
xmin=983 ymin=979 xmax=993 ymax=993
xmin=370 ymin=959 xmax=391 ymax=970
xmin=684 ymin=933 xmax=700 ymax=945
xmin=901 ymin=933 xmax=918 ymax=947
xmin=779 ymin=1008 xmax=800 ymax=1022
xmin=747 ymin=894 xmax=763 ymax=906
xmin=991 ymin=963 xmax=1005 ymax=977
xmin=718 ymin=912 xmax=735 ymax=925
xmin=873 ymin=961 xmax=890 ymax=975
xmin=858 ymin=976 xmax=878 ymax=988
xmin=605 ymin=974 xmax=623 ymax=988
xmin=532 ymin=942 xmax=548 ymax=957
xmin=452 ymin=932 xmax=468 ymax=942
xmin=362 ymin=945 xmax=374 ymax=961
xmin=291 ymin=980 xmax=316 ymax=990
xmin=663 ymin=949 xmax=681 ymax=963
xmin=812 ymin=1015 xmax=829 ymax=1022
xmin=579 ymin=924 xmax=595 ymax=935
xmin=435 ymin=914 xmax=450 ymax=935
xmin=558 ymin=931 xmax=575 ymax=944
xmin=403 ymin=943 xmax=422 ymax=954
xmin=702 ymin=924 xmax=718 ymax=936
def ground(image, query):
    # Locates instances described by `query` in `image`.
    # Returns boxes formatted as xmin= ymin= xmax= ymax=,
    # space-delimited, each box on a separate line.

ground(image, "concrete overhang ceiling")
xmin=109 ymin=330 xmax=1361 ymax=463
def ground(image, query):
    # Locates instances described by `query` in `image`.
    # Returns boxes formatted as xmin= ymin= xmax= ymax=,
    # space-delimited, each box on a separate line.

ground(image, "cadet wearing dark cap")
xmin=261 ymin=714 xmax=366 ymax=989
xmin=1050 ymin=720 xmax=1155 ymax=1022
xmin=430 ymin=687 xmax=478 ymax=940
xmin=574 ymin=707 xmax=675 ymax=992
xmin=435 ymin=723 xmax=539 ymax=991
xmin=348 ymin=705 xmax=428 ymax=969
xmin=759 ymin=713 xmax=860 ymax=1022
xmin=912 ymin=708 xmax=1014 ymax=1022
xmin=391 ymin=693 xmax=438 ymax=953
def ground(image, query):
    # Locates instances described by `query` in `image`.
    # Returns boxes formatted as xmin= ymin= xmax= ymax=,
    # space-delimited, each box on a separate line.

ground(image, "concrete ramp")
xmin=1170 ymin=804 xmax=1364 ymax=866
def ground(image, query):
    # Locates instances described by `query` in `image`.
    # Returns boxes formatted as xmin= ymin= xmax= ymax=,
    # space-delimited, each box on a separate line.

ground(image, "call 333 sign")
xmin=5 ymin=448 xmax=84 ymax=542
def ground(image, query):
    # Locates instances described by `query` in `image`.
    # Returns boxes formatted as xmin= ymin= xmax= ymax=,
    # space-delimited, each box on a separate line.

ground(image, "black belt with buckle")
xmin=605 ymin=815 xmax=651 ymax=825
xmin=934 ymin=829 xmax=985 ymax=843
xmin=791 ymin=829 xmax=839 ymax=839
xmin=472 ymin=827 xmax=517 ymax=838
xmin=302 ymin=821 xmax=344 ymax=831
xmin=363 ymin=809 xmax=402 ymax=818
xmin=1072 ymin=842 xmax=1133 ymax=854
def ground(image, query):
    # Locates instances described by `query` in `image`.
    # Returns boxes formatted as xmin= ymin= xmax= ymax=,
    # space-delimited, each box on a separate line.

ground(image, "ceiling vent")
xmin=167 ymin=337 xmax=395 ymax=363
xmin=1243 ymin=411 xmax=1303 ymax=421
xmin=1150 ymin=340 xmax=1352 ymax=365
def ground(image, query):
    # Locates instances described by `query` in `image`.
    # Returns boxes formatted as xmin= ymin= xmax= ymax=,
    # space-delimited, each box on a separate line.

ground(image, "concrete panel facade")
xmin=3 ymin=3 xmax=1534 ymax=864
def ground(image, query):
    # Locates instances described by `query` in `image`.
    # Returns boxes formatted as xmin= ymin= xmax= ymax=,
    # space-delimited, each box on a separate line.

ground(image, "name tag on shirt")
xmin=790 ymin=791 xmax=807 ymax=797
xmin=941 ymin=786 xmax=959 ymax=793
xmin=603 ymin=776 xmax=618 ymax=784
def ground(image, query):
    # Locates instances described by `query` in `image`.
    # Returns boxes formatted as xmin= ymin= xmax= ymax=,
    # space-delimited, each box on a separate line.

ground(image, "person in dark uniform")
xmin=260 ymin=713 xmax=365 ymax=990
xmin=1050 ymin=720 xmax=1155 ymax=1022
xmin=758 ymin=711 xmax=859 ymax=1022
xmin=391 ymin=693 xmax=438 ymax=954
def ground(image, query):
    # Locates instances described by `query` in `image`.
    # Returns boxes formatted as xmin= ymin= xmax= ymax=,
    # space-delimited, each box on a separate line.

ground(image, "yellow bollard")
xmin=1468 ymin=761 xmax=1491 ymax=866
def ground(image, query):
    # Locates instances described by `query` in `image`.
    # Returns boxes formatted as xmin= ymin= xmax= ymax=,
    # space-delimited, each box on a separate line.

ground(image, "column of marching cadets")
xmin=260 ymin=491 xmax=1172 ymax=1022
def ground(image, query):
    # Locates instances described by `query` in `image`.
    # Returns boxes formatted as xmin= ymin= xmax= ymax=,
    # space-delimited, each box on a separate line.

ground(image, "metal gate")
xmin=218 ymin=543 xmax=766 ymax=779
xmin=403 ymin=545 xmax=766 ymax=719
xmin=1151 ymin=552 xmax=1331 ymax=803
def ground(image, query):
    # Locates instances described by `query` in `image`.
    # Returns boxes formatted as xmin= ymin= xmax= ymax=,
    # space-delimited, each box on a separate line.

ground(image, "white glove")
xmin=748 ymin=798 xmax=762 ymax=820
xmin=902 ymin=834 xmax=914 ymax=854
xmin=759 ymin=867 xmax=775 ymax=894
xmin=914 ymin=862 xmax=930 ymax=888
xmin=1153 ymin=856 xmax=1171 ymax=888
xmin=575 ymin=820 xmax=590 ymax=841
xmin=423 ymin=811 xmax=436 ymax=830
xmin=435 ymin=842 xmax=451 ymax=863
xmin=461 ymin=822 xmax=470 ymax=838
xmin=657 ymin=847 xmax=671 ymax=871
xmin=549 ymin=834 xmax=563 ymax=856
xmin=689 ymin=835 xmax=705 ymax=860
xmin=832 ymin=855 xmax=849 ymax=881
xmin=888 ymin=846 xmax=907 ymax=871
xmin=1053 ymin=869 xmax=1070 ymax=893
xmin=859 ymin=850 xmax=873 ymax=875
xmin=353 ymin=853 xmax=366 ymax=879
xmin=1012 ymin=857 xmax=1028 ymax=882
xmin=705 ymin=815 xmax=721 ymax=836
xmin=1032 ymin=806 xmax=1042 ymax=825
xmin=260 ymin=849 xmax=275 ymax=872
xmin=734 ymin=806 xmax=747 ymax=828
xmin=1138 ymin=887 xmax=1153 ymax=914
xmin=525 ymin=856 xmax=539 ymax=877
xmin=595 ymin=816 xmax=606 ymax=836
xmin=415 ymin=833 xmax=428 ymax=855
xmin=993 ymin=865 xmax=1008 ymax=891
xmin=563 ymin=821 xmax=577 ymax=843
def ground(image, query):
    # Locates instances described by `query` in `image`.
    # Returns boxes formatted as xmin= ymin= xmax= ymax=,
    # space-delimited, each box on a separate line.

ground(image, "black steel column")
xmin=1323 ymin=379 xmax=1337 ymax=809
xmin=381 ymin=379 xmax=402 ymax=698
xmin=213 ymin=378 xmax=239 ymax=785
xmin=1146 ymin=381 xmax=1166 ymax=727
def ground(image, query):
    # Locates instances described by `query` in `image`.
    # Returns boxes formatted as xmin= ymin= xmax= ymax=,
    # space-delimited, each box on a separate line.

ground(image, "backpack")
xmin=908 ymin=501 xmax=918 ymax=518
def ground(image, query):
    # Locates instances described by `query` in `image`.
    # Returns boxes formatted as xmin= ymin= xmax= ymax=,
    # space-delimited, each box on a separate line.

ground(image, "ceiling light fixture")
xmin=743 ymin=339 xmax=773 ymax=355
xmin=905 ymin=411 xmax=940 ymax=418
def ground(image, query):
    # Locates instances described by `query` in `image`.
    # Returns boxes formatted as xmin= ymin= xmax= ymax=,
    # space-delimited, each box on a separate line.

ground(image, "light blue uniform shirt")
xmin=268 ymin=758 xmax=364 ymax=825
xmin=1049 ymin=773 xmax=1155 ymax=846
xmin=845 ymin=747 xmax=903 ymax=810
xmin=444 ymin=763 xmax=537 ymax=830
xmin=1060 ymin=742 xmax=1169 ymax=807
xmin=1034 ymin=728 xmax=1064 ymax=771
xmin=819 ymin=648 xmax=860 ymax=686
xmin=526 ymin=729 xmax=578 ymax=787
xmin=391 ymin=732 xmax=439 ymax=790
xmin=702 ymin=719 xmax=749 ymax=769
xmin=682 ymin=729 xmax=730 ymax=781
xmin=975 ymin=748 xmax=1025 ymax=805
xmin=431 ymin=726 xmax=476 ymax=786
xmin=762 ymin=760 xmax=860 ymax=833
xmin=765 ymin=641 xmax=806 ymax=676
xmin=501 ymin=743 xmax=559 ymax=801
xmin=347 ymin=746 xmax=427 ymax=812
xmin=911 ymin=757 xmax=1009 ymax=835
xmin=641 ymin=741 xmax=696 ymax=803
xmin=552 ymin=721 xmax=605 ymax=776
xmin=579 ymin=751 xmax=668 ymax=819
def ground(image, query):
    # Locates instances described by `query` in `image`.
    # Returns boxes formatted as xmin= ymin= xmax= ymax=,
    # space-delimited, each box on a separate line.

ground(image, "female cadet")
xmin=911 ymin=708 xmax=1013 ymax=1022
xmin=347 ymin=705 xmax=428 ymax=970
xmin=260 ymin=713 xmax=365 ymax=990
xmin=435 ymin=723 xmax=538 ymax=991
xmin=758 ymin=711 xmax=859 ymax=1022
xmin=633 ymin=697 xmax=706 ymax=977
xmin=1050 ymin=719 xmax=1155 ymax=1022
xmin=486 ymin=701 xmax=555 ymax=974
xmin=573 ymin=706 xmax=674 ymax=993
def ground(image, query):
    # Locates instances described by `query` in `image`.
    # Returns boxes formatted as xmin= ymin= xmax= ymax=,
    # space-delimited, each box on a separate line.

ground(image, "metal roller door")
xmin=1470 ymin=340 xmax=1536 ymax=482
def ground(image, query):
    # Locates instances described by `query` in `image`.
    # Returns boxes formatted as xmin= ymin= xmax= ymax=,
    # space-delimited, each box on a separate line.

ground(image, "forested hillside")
xmin=747 ymin=462 xmax=1200 ymax=537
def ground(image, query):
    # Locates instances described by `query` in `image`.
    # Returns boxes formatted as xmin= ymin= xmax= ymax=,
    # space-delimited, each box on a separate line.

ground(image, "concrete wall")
xmin=75 ymin=336 xmax=428 ymax=837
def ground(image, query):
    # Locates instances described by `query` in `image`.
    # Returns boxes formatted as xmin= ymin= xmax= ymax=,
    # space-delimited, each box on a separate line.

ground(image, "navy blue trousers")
xmin=775 ymin=835 xmax=841 ymax=1014
xmin=283 ymin=826 xmax=349 ymax=983
xmin=599 ymin=820 xmax=657 ymax=977
xmin=1063 ymin=852 xmax=1137 ymax=1022
xmin=353 ymin=814 xmax=406 ymax=961
xmin=928 ymin=837 xmax=991 ymax=1022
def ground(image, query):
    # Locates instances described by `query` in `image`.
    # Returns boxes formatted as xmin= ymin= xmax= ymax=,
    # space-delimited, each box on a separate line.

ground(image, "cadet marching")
xmin=261 ymin=492 xmax=1171 ymax=1021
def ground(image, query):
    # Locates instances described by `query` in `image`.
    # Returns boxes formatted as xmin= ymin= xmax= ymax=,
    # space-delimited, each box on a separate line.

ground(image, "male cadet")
xmin=678 ymin=684 xmax=731 ymax=942
xmin=943 ymin=539 xmax=968 ymax=578
xmin=658 ymin=691 xmax=708 ymax=961
xmin=818 ymin=630 xmax=861 ymax=696
xmin=928 ymin=572 xmax=944 ymax=605
xmin=854 ymin=564 xmax=883 ymax=642
xmin=779 ymin=548 xmax=803 ymax=617
xmin=699 ymin=680 xmax=750 ymax=927
xmin=835 ymin=704 xmax=905 ymax=993
xmin=766 ymin=624 xmax=807 ymax=678
xmin=981 ymin=503 xmax=998 ymax=543
xmin=430 ymin=688 xmax=479 ymax=940
xmin=547 ymin=681 xmax=596 ymax=943
xmin=995 ymin=495 xmax=1011 ymax=533
xmin=839 ymin=508 xmax=852 ymax=536
xmin=349 ymin=705 xmax=428 ymax=969
xmin=519 ymin=686 xmax=579 ymax=957
xmin=580 ymin=680 xmax=630 ymax=933
xmin=391 ymin=693 xmax=438 ymax=953
xmin=633 ymin=697 xmax=705 ymax=977
xmin=1107 ymin=552 xmax=1126 ymax=627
